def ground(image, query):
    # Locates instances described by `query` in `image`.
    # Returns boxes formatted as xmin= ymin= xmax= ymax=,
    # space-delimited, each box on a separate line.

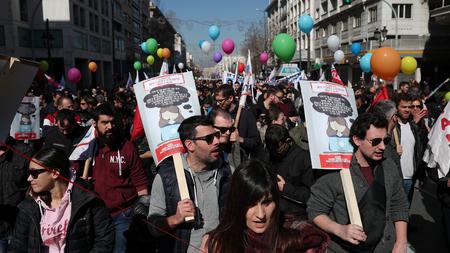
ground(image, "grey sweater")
xmin=307 ymin=157 xmax=409 ymax=253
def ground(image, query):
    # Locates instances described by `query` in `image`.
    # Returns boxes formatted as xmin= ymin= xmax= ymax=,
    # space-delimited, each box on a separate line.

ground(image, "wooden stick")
xmin=82 ymin=158 xmax=91 ymax=179
xmin=234 ymin=95 xmax=247 ymax=128
xmin=340 ymin=169 xmax=363 ymax=227
xmin=392 ymin=128 xmax=402 ymax=155
xmin=173 ymin=153 xmax=194 ymax=222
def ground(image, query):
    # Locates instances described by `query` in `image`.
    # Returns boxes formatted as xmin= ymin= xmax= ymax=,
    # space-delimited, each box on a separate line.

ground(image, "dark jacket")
xmin=148 ymin=157 xmax=232 ymax=253
xmin=42 ymin=125 xmax=88 ymax=156
xmin=228 ymin=105 xmax=263 ymax=158
xmin=8 ymin=180 xmax=115 ymax=253
xmin=0 ymin=141 xmax=34 ymax=237
xmin=269 ymin=144 xmax=314 ymax=219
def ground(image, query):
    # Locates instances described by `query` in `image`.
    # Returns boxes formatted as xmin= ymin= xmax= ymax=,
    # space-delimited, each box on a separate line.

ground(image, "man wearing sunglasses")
xmin=394 ymin=93 xmax=427 ymax=203
xmin=148 ymin=116 xmax=232 ymax=253
xmin=308 ymin=113 xmax=409 ymax=253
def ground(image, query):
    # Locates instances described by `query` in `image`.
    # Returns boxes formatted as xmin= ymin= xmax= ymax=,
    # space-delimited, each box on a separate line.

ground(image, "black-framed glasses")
xmin=366 ymin=137 xmax=391 ymax=147
xmin=28 ymin=169 xmax=48 ymax=179
xmin=191 ymin=131 xmax=220 ymax=145
xmin=214 ymin=126 xmax=236 ymax=134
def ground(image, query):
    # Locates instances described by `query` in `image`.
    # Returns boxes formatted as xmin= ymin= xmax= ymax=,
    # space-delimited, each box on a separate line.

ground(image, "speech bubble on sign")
xmin=143 ymin=84 xmax=191 ymax=108
xmin=310 ymin=92 xmax=353 ymax=117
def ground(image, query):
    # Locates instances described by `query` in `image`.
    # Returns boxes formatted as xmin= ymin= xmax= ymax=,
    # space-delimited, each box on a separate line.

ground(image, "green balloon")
xmin=146 ymin=38 xmax=158 ymax=55
xmin=40 ymin=60 xmax=49 ymax=72
xmin=445 ymin=91 xmax=450 ymax=103
xmin=272 ymin=33 xmax=296 ymax=63
xmin=313 ymin=63 xmax=322 ymax=70
xmin=134 ymin=61 xmax=142 ymax=71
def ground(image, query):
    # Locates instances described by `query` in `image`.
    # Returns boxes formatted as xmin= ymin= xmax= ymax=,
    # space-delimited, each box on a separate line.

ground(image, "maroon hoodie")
xmin=91 ymin=139 xmax=147 ymax=215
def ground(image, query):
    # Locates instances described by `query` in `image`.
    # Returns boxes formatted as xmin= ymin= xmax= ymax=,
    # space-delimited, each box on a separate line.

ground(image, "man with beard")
xmin=89 ymin=103 xmax=148 ymax=253
xmin=307 ymin=113 xmax=409 ymax=253
xmin=265 ymin=124 xmax=314 ymax=221
xmin=148 ymin=116 xmax=232 ymax=253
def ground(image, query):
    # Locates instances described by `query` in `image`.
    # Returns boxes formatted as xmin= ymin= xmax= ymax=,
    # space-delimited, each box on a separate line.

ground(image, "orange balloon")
xmin=370 ymin=47 xmax=400 ymax=81
xmin=162 ymin=48 xmax=171 ymax=59
xmin=88 ymin=61 xmax=97 ymax=72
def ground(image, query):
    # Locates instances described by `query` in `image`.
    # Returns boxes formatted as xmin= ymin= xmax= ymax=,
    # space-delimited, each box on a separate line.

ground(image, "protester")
xmin=308 ymin=112 xmax=409 ymax=253
xmin=209 ymin=109 xmax=239 ymax=169
xmin=9 ymin=147 xmax=115 ymax=253
xmin=148 ymin=116 xmax=232 ymax=253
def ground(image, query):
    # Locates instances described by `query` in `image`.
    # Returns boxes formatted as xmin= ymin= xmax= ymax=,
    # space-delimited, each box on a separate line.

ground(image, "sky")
xmin=156 ymin=0 xmax=268 ymax=67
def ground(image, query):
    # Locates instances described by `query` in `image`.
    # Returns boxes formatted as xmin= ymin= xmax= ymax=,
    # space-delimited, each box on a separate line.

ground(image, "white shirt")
xmin=399 ymin=121 xmax=415 ymax=179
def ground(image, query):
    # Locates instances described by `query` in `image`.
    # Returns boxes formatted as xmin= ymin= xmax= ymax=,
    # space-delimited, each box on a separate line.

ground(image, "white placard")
xmin=10 ymin=97 xmax=40 ymax=140
xmin=300 ymin=81 xmax=358 ymax=170
xmin=134 ymin=72 xmax=201 ymax=165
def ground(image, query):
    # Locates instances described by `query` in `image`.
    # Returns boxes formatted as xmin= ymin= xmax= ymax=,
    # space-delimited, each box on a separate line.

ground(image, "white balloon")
xmin=327 ymin=35 xmax=340 ymax=52
xmin=334 ymin=50 xmax=345 ymax=63
xmin=178 ymin=62 xmax=184 ymax=70
xmin=201 ymin=41 xmax=211 ymax=53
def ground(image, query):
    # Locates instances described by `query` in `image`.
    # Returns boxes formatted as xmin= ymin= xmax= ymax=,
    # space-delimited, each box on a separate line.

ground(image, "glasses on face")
xmin=191 ymin=131 xmax=220 ymax=145
xmin=28 ymin=169 xmax=48 ymax=179
xmin=366 ymin=137 xmax=391 ymax=147
xmin=214 ymin=126 xmax=236 ymax=134
xmin=215 ymin=98 xmax=226 ymax=104
xmin=409 ymin=105 xmax=422 ymax=109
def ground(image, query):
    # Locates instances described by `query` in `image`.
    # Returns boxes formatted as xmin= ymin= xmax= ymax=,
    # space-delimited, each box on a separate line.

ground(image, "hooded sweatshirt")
xmin=36 ymin=182 xmax=74 ymax=253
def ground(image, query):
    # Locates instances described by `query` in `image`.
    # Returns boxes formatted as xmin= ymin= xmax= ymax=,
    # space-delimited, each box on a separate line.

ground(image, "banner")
xmin=300 ymin=81 xmax=358 ymax=169
xmin=423 ymin=102 xmax=450 ymax=178
xmin=134 ymin=72 xmax=201 ymax=164
xmin=10 ymin=96 xmax=40 ymax=140
xmin=222 ymin=71 xmax=236 ymax=84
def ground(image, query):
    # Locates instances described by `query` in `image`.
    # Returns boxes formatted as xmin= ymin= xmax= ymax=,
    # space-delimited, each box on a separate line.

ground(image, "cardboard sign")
xmin=0 ymin=55 xmax=39 ymax=141
xmin=134 ymin=72 xmax=201 ymax=165
xmin=300 ymin=81 xmax=358 ymax=170
xmin=10 ymin=96 xmax=40 ymax=140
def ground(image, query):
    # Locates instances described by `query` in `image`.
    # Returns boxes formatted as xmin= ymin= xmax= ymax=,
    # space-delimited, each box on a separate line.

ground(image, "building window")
xmin=89 ymin=13 xmax=94 ymax=31
xmin=369 ymin=7 xmax=377 ymax=23
xmin=353 ymin=15 xmax=361 ymax=28
xmin=315 ymin=28 xmax=320 ymax=39
xmin=74 ymin=31 xmax=88 ymax=50
xmin=18 ymin=27 xmax=31 ymax=47
xmin=19 ymin=0 xmax=28 ymax=22
xmin=105 ymin=0 xmax=109 ymax=16
xmin=331 ymin=24 xmax=337 ymax=34
xmin=95 ymin=16 xmax=99 ymax=33
xmin=392 ymin=4 xmax=412 ymax=18
xmin=33 ymin=29 xmax=63 ymax=48
xmin=73 ymin=4 xmax=80 ymax=26
xmin=341 ymin=19 xmax=348 ymax=31
xmin=321 ymin=1 xmax=328 ymax=14
xmin=330 ymin=0 xmax=338 ymax=11
xmin=90 ymin=35 xmax=101 ymax=52
xmin=80 ymin=8 xmax=86 ymax=27
xmin=101 ymin=0 xmax=105 ymax=14
xmin=102 ymin=39 xmax=111 ymax=53
xmin=322 ymin=27 xmax=327 ymax=37
xmin=114 ymin=36 xmax=124 ymax=51
xmin=94 ymin=0 xmax=98 ymax=10
xmin=0 ymin=25 xmax=5 ymax=46
xmin=89 ymin=0 xmax=93 ymax=7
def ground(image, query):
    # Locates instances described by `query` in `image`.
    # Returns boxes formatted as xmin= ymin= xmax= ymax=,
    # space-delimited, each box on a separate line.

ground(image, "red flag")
xmin=131 ymin=106 xmax=145 ymax=141
xmin=330 ymin=64 xmax=345 ymax=86
xmin=370 ymin=86 xmax=390 ymax=108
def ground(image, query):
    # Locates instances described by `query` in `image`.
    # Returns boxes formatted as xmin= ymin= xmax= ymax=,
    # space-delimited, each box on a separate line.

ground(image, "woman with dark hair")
xmin=201 ymin=159 xmax=281 ymax=253
xmin=9 ymin=148 xmax=115 ymax=253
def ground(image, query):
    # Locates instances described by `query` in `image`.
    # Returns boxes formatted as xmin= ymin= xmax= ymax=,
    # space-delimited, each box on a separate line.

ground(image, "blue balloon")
xmin=208 ymin=25 xmax=220 ymax=41
xmin=298 ymin=14 xmax=314 ymax=33
xmin=351 ymin=42 xmax=362 ymax=56
xmin=360 ymin=53 xmax=372 ymax=73
xmin=140 ymin=42 xmax=149 ymax=54
xmin=198 ymin=40 xmax=205 ymax=49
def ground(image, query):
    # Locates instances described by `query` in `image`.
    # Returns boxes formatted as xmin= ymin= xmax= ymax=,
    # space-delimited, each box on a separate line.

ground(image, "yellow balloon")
xmin=157 ymin=48 xmax=163 ymax=58
xmin=400 ymin=56 xmax=417 ymax=75
xmin=146 ymin=55 xmax=155 ymax=65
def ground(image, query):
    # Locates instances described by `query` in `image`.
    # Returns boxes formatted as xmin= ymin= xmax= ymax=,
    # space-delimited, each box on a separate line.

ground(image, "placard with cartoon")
xmin=300 ymin=81 xmax=358 ymax=169
xmin=134 ymin=72 xmax=201 ymax=165
xmin=10 ymin=96 xmax=40 ymax=140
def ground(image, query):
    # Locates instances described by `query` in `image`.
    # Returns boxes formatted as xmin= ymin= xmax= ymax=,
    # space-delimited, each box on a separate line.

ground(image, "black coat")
xmin=9 ymin=180 xmax=115 ymax=253
xmin=268 ymin=144 xmax=315 ymax=219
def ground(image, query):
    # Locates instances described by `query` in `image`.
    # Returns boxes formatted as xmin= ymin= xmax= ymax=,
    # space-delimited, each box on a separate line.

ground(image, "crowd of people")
xmin=0 ymin=75 xmax=448 ymax=253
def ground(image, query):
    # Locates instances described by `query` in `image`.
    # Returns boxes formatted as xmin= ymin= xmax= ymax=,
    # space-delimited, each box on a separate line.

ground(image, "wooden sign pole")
xmin=173 ymin=152 xmax=194 ymax=222
xmin=340 ymin=169 xmax=363 ymax=227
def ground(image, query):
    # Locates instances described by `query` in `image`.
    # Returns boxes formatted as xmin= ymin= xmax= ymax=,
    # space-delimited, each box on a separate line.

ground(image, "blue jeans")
xmin=112 ymin=209 xmax=133 ymax=253
xmin=403 ymin=179 xmax=413 ymax=204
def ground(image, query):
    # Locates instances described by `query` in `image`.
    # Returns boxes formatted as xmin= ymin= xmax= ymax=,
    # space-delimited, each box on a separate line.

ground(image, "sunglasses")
xmin=214 ymin=126 xmax=236 ymax=134
xmin=28 ymin=169 xmax=48 ymax=179
xmin=191 ymin=131 xmax=220 ymax=145
xmin=409 ymin=105 xmax=422 ymax=109
xmin=366 ymin=137 xmax=391 ymax=147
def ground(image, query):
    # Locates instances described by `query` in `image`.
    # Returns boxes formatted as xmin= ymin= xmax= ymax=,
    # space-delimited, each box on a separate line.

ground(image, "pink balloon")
xmin=68 ymin=67 xmax=81 ymax=83
xmin=259 ymin=52 xmax=269 ymax=64
xmin=221 ymin=38 xmax=235 ymax=55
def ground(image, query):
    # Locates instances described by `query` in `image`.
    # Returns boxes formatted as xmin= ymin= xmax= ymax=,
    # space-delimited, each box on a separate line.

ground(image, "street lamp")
xmin=374 ymin=26 xmax=388 ymax=48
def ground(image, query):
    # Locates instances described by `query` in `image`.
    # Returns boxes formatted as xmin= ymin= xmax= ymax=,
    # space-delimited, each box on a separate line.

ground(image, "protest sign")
xmin=300 ymin=80 xmax=362 ymax=226
xmin=10 ymin=96 xmax=40 ymax=140
xmin=0 ymin=55 xmax=39 ymax=141
xmin=134 ymin=72 xmax=201 ymax=165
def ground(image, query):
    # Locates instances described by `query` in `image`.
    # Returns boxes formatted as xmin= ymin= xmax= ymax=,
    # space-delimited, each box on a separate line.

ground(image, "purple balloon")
xmin=259 ymin=52 xmax=269 ymax=64
xmin=221 ymin=38 xmax=235 ymax=55
xmin=213 ymin=51 xmax=222 ymax=63
xmin=67 ymin=67 xmax=81 ymax=83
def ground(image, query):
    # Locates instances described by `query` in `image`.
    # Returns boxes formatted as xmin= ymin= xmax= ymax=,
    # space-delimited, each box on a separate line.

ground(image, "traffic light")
xmin=343 ymin=0 xmax=351 ymax=4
